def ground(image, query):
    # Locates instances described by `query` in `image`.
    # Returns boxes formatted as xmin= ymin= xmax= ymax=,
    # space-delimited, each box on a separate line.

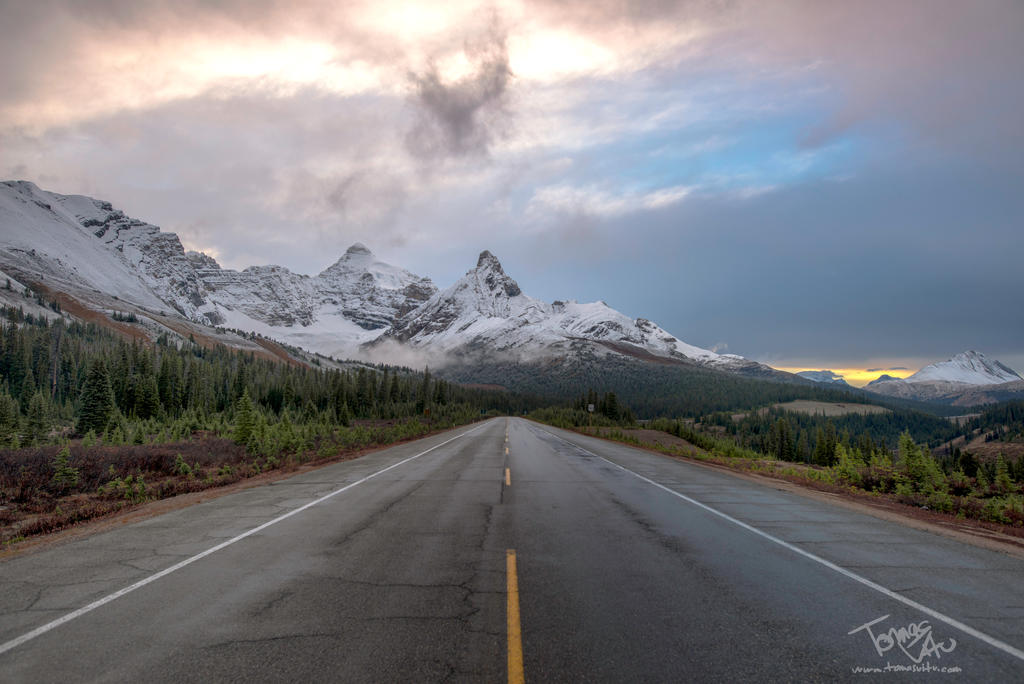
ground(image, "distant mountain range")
xmin=798 ymin=351 xmax=1023 ymax=406
xmin=795 ymin=370 xmax=850 ymax=386
xmin=4 ymin=180 xmax=1020 ymax=409
xmin=862 ymin=351 xmax=1023 ymax=406
xmin=0 ymin=180 xmax=774 ymax=377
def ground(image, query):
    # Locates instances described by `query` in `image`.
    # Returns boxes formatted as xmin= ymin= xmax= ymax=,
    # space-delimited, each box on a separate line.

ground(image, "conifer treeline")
xmin=696 ymin=406 xmax=960 ymax=466
xmin=965 ymin=400 xmax=1024 ymax=442
xmin=439 ymin=354 xmax=909 ymax=418
xmin=0 ymin=305 xmax=521 ymax=447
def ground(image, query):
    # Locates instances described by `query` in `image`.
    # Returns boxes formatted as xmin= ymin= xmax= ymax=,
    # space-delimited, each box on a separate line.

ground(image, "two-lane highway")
xmin=1 ymin=418 xmax=1023 ymax=681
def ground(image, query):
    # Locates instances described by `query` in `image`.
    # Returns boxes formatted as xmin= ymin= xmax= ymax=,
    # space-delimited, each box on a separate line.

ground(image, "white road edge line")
xmin=537 ymin=425 xmax=1024 ymax=663
xmin=0 ymin=422 xmax=488 ymax=657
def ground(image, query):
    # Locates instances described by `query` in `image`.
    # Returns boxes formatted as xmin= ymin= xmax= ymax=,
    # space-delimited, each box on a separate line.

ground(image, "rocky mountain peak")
xmin=345 ymin=242 xmax=373 ymax=257
xmin=1 ymin=180 xmax=771 ymax=377
xmin=796 ymin=370 xmax=850 ymax=386
xmin=909 ymin=350 xmax=1021 ymax=385
xmin=186 ymin=251 xmax=221 ymax=270
xmin=473 ymin=250 xmax=521 ymax=298
xmin=321 ymin=243 xmax=375 ymax=275
xmin=477 ymin=249 xmax=501 ymax=270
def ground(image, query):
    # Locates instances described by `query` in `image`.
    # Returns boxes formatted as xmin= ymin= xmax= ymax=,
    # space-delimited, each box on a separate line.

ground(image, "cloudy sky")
xmin=2 ymin=0 xmax=1021 ymax=384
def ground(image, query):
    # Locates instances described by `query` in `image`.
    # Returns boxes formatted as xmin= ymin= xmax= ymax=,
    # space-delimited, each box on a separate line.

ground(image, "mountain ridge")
xmin=796 ymin=370 xmax=850 ymax=386
xmin=864 ymin=351 xmax=1023 ymax=405
xmin=0 ymin=181 xmax=775 ymax=376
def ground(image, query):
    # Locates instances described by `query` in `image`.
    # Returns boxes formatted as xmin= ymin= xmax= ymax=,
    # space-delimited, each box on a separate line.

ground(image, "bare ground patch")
xmin=770 ymin=400 xmax=890 ymax=416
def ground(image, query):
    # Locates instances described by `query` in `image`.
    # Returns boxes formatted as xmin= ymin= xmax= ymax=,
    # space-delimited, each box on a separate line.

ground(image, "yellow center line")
xmin=505 ymin=467 xmax=511 ymax=486
xmin=506 ymin=549 xmax=524 ymax=684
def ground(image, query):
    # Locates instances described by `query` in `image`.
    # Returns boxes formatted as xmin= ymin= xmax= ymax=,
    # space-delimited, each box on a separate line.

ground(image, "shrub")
xmin=51 ymin=446 xmax=79 ymax=493
xmin=172 ymin=454 xmax=193 ymax=477
xmin=832 ymin=444 xmax=864 ymax=485
xmin=99 ymin=473 xmax=148 ymax=504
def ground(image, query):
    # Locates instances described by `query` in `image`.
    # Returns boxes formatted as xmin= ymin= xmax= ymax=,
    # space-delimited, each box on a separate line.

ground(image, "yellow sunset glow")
xmin=773 ymin=366 xmax=917 ymax=388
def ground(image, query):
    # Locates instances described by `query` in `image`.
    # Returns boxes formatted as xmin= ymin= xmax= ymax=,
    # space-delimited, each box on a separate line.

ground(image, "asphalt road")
xmin=1 ymin=417 xmax=1023 ymax=681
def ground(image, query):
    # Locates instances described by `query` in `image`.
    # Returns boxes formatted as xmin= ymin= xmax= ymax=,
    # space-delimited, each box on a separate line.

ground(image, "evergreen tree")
xmin=975 ymin=465 xmax=990 ymax=494
xmin=0 ymin=390 xmax=19 ymax=447
xmin=26 ymin=390 xmax=50 ymax=445
xmin=416 ymin=368 xmax=431 ymax=414
xmin=19 ymin=365 xmax=36 ymax=411
xmin=380 ymin=369 xmax=392 ymax=404
xmin=602 ymin=392 xmax=620 ymax=420
xmin=389 ymin=374 xmax=400 ymax=403
xmin=232 ymin=361 xmax=248 ymax=400
xmin=234 ymin=389 xmax=256 ymax=446
xmin=898 ymin=431 xmax=945 ymax=492
xmin=355 ymin=369 xmax=373 ymax=417
xmin=994 ymin=453 xmax=1013 ymax=492
xmin=337 ymin=400 xmax=352 ymax=427
xmin=134 ymin=374 xmax=161 ymax=420
xmin=434 ymin=378 xmax=450 ymax=406
xmin=77 ymin=359 xmax=115 ymax=435
xmin=51 ymin=445 xmax=79 ymax=492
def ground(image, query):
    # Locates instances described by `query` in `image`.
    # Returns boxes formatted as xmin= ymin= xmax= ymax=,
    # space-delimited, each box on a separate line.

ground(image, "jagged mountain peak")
xmin=2 ymin=180 xmax=776 ymax=378
xmin=186 ymin=250 xmax=221 ymax=270
xmin=320 ymin=243 xmax=375 ymax=273
xmin=908 ymin=350 xmax=1020 ymax=385
xmin=345 ymin=242 xmax=373 ymax=257
xmin=469 ymin=250 xmax=521 ymax=298
xmin=318 ymin=244 xmax=431 ymax=292
xmin=863 ymin=351 xmax=1023 ymax=405
xmin=796 ymin=370 xmax=850 ymax=386
xmin=380 ymin=247 xmax=773 ymax=376
xmin=476 ymin=249 xmax=500 ymax=269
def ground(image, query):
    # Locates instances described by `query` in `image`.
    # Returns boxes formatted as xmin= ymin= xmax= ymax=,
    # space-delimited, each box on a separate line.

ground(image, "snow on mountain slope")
xmin=796 ymin=370 xmax=850 ymax=386
xmin=194 ymin=243 xmax=437 ymax=357
xmin=316 ymin=244 xmax=436 ymax=332
xmin=0 ymin=181 xmax=436 ymax=358
xmin=864 ymin=351 xmax=1023 ymax=404
xmin=1 ymin=180 xmax=770 ymax=374
xmin=0 ymin=180 xmax=172 ymax=310
xmin=380 ymin=250 xmax=766 ymax=371
xmin=384 ymin=251 xmax=549 ymax=349
xmin=905 ymin=350 xmax=1020 ymax=385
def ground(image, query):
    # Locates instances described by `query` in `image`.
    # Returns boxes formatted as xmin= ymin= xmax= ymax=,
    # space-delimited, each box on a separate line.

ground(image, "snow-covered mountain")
xmin=865 ymin=351 xmax=1023 ymax=405
xmin=796 ymin=370 xmax=850 ymax=386
xmin=0 ymin=180 xmax=772 ymax=374
xmin=0 ymin=181 xmax=435 ymax=358
xmin=378 ymin=250 xmax=771 ymax=373
xmin=188 ymin=243 xmax=436 ymax=356
xmin=905 ymin=351 xmax=1020 ymax=385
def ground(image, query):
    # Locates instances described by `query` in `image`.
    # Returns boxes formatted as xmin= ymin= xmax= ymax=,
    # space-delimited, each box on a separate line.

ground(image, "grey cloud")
xmin=281 ymin=166 xmax=412 ymax=241
xmin=486 ymin=157 xmax=1024 ymax=365
xmin=405 ymin=24 xmax=512 ymax=158
xmin=526 ymin=0 xmax=1024 ymax=166
xmin=520 ymin=0 xmax=728 ymax=32
xmin=748 ymin=1 xmax=1024 ymax=162
xmin=0 ymin=0 xmax=294 ymax=100
xmin=0 ymin=87 xmax=420 ymax=271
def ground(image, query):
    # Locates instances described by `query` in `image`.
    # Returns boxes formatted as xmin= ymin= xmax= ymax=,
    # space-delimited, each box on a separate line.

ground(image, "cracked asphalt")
xmin=1 ymin=417 xmax=1023 ymax=681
